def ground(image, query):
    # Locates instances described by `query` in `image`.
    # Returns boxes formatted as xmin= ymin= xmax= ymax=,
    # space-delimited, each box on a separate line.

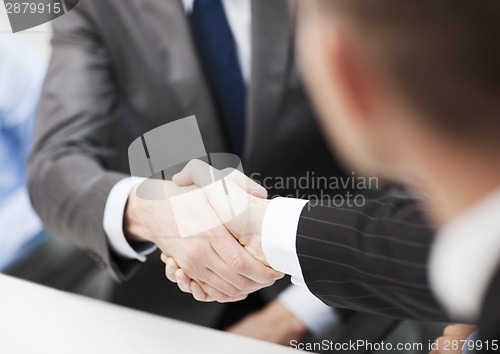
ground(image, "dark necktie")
xmin=190 ymin=0 xmax=246 ymax=156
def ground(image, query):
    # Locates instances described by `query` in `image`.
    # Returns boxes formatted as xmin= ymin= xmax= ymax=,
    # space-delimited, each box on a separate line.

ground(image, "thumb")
xmin=173 ymin=159 xmax=268 ymax=199
xmin=172 ymin=159 xmax=216 ymax=188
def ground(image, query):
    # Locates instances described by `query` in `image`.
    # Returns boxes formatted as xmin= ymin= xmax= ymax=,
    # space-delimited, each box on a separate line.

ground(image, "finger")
xmin=210 ymin=233 xmax=284 ymax=285
xmin=199 ymin=226 xmax=282 ymax=291
xmin=174 ymin=271 xmax=218 ymax=303
xmin=180 ymin=262 xmax=249 ymax=303
xmin=173 ymin=160 xmax=239 ymax=223
xmin=221 ymin=167 xmax=267 ymax=199
xmin=176 ymin=269 xmax=193 ymax=293
xmin=175 ymin=268 xmax=196 ymax=288
xmin=194 ymin=264 xmax=251 ymax=297
xmin=173 ymin=159 xmax=216 ymax=188
xmin=190 ymin=253 xmax=276 ymax=296
xmin=164 ymin=256 xmax=179 ymax=283
xmin=173 ymin=235 xmax=254 ymax=296
xmin=174 ymin=160 xmax=253 ymax=227
xmin=198 ymin=281 xmax=248 ymax=303
xmin=189 ymin=281 xmax=215 ymax=302
xmin=173 ymin=159 xmax=267 ymax=199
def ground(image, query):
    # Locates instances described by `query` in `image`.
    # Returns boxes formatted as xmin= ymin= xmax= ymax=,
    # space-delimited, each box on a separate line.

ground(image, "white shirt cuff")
xmin=262 ymin=197 xmax=309 ymax=285
xmin=103 ymin=177 xmax=156 ymax=261
xmin=278 ymin=285 xmax=341 ymax=338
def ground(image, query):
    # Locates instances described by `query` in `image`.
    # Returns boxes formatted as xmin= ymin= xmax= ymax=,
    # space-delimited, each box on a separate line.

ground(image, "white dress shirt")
xmin=103 ymin=0 xmax=338 ymax=337
xmin=262 ymin=197 xmax=309 ymax=285
xmin=430 ymin=189 xmax=500 ymax=322
xmin=262 ymin=190 xmax=500 ymax=326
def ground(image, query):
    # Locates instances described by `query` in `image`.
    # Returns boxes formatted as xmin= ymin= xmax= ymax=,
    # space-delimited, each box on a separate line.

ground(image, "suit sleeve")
xmin=296 ymin=195 xmax=448 ymax=321
xmin=27 ymin=3 xmax=137 ymax=281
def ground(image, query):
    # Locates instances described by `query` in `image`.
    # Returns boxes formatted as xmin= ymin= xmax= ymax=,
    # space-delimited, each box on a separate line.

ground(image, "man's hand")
xmin=429 ymin=324 xmax=477 ymax=354
xmin=172 ymin=159 xmax=271 ymax=265
xmin=226 ymin=300 xmax=309 ymax=346
xmin=125 ymin=178 xmax=282 ymax=302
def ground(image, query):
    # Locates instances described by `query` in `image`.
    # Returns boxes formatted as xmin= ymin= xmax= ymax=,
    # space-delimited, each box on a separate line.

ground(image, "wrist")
xmin=124 ymin=190 xmax=153 ymax=244
xmin=242 ymin=197 xmax=271 ymax=266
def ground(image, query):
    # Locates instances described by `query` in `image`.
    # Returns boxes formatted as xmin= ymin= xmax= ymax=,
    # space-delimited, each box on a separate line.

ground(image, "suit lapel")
xmin=131 ymin=0 xmax=227 ymax=153
xmin=245 ymin=0 xmax=294 ymax=159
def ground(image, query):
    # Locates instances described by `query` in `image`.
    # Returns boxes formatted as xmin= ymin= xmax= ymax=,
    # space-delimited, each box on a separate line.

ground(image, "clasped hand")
xmin=125 ymin=159 xmax=282 ymax=303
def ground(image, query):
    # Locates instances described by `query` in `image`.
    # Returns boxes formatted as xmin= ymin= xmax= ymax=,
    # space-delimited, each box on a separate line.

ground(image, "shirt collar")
xmin=430 ymin=188 xmax=500 ymax=322
xmin=181 ymin=0 xmax=194 ymax=13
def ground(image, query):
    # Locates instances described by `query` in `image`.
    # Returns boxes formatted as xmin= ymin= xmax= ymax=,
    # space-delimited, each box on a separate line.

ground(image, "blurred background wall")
xmin=0 ymin=0 xmax=53 ymax=59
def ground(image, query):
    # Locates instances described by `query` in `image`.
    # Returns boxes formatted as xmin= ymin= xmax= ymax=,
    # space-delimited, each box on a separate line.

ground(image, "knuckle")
xmin=193 ymin=286 xmax=207 ymax=301
xmin=268 ymin=279 xmax=277 ymax=287
xmin=231 ymin=295 xmax=246 ymax=303
xmin=186 ymin=159 xmax=199 ymax=169
xmin=230 ymin=255 xmax=245 ymax=274
xmin=166 ymin=262 xmax=175 ymax=274
xmin=226 ymin=286 xmax=244 ymax=298
xmin=202 ymin=286 xmax=228 ymax=303
xmin=180 ymin=262 xmax=196 ymax=279
xmin=259 ymin=276 xmax=277 ymax=287
xmin=174 ymin=268 xmax=187 ymax=283
xmin=267 ymin=269 xmax=282 ymax=281
xmin=165 ymin=266 xmax=178 ymax=282
xmin=189 ymin=159 xmax=207 ymax=173
xmin=195 ymin=294 xmax=206 ymax=301
xmin=185 ymin=244 xmax=204 ymax=263
xmin=177 ymin=283 xmax=187 ymax=293
xmin=215 ymin=294 xmax=230 ymax=303
xmin=164 ymin=267 xmax=173 ymax=281
xmin=192 ymin=289 xmax=205 ymax=301
xmin=234 ymin=277 xmax=253 ymax=291
xmin=199 ymin=283 xmax=214 ymax=298
xmin=259 ymin=279 xmax=275 ymax=289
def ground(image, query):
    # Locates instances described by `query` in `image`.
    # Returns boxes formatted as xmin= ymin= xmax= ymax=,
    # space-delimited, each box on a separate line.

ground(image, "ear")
xmin=314 ymin=25 xmax=400 ymax=177
xmin=325 ymin=27 xmax=379 ymax=127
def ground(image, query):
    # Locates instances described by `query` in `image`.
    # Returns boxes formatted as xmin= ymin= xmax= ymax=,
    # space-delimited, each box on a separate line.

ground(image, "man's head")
xmin=297 ymin=0 xmax=500 ymax=183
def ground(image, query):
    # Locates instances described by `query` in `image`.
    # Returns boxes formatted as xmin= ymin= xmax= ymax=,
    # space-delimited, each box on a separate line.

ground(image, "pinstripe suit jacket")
xmin=297 ymin=198 xmax=500 ymax=343
xmin=296 ymin=196 xmax=448 ymax=321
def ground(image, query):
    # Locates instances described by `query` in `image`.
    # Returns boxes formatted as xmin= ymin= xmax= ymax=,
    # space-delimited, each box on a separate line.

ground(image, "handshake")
xmin=125 ymin=159 xmax=285 ymax=303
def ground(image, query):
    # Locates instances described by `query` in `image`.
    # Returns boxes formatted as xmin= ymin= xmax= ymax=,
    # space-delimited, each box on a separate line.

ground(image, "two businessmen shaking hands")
xmin=29 ymin=0 xmax=500 ymax=350
xmin=127 ymin=0 xmax=500 ymax=345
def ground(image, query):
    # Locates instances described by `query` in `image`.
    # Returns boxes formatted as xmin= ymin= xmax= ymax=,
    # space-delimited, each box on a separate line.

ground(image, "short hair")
xmin=315 ymin=0 xmax=500 ymax=145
